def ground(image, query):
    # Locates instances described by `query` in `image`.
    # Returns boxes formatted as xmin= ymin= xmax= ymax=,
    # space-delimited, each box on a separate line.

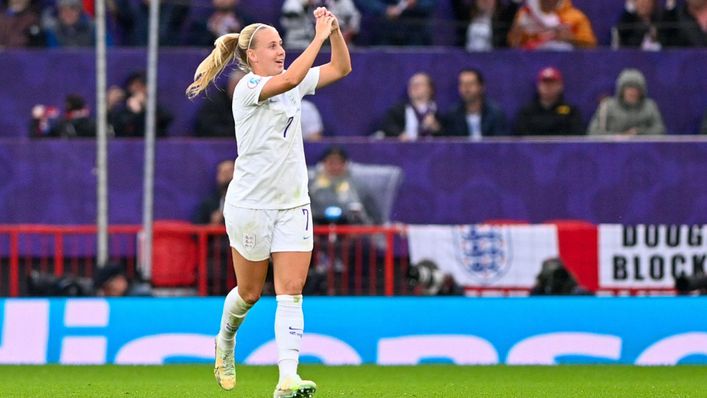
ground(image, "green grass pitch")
xmin=1 ymin=365 xmax=705 ymax=397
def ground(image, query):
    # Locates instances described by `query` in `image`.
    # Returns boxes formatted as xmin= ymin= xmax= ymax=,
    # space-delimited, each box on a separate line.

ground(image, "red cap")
xmin=537 ymin=67 xmax=563 ymax=83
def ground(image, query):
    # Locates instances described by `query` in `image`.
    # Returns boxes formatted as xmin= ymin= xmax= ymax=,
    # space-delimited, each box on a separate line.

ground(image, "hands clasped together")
xmin=313 ymin=7 xmax=340 ymax=41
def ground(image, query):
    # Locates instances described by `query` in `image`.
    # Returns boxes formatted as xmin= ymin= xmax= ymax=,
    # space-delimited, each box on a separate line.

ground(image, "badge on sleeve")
xmin=247 ymin=77 xmax=261 ymax=89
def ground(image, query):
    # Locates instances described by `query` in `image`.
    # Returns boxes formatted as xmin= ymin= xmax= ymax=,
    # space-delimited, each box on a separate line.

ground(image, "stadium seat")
xmin=308 ymin=162 xmax=404 ymax=225
xmin=150 ymin=220 xmax=197 ymax=287
xmin=348 ymin=162 xmax=404 ymax=225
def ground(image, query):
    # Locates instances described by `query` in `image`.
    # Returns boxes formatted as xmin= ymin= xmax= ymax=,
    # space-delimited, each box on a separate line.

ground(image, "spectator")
xmin=614 ymin=0 xmax=662 ymax=50
xmin=0 ymin=0 xmax=44 ymax=47
xmin=514 ymin=66 xmax=584 ymax=136
xmin=452 ymin=0 xmax=521 ymax=50
xmin=281 ymin=0 xmax=360 ymax=48
xmin=194 ymin=159 xmax=234 ymax=225
xmin=94 ymin=263 xmax=152 ymax=297
xmin=53 ymin=94 xmax=96 ymax=137
xmin=109 ymin=71 xmax=173 ymax=137
xmin=301 ymin=99 xmax=325 ymax=140
xmin=42 ymin=0 xmax=95 ymax=47
xmin=186 ymin=0 xmax=250 ymax=47
xmin=194 ymin=69 xmax=245 ymax=138
xmin=30 ymin=94 xmax=95 ymax=138
xmin=357 ymin=0 xmax=435 ymax=46
xmin=193 ymin=159 xmax=234 ymax=294
xmin=106 ymin=84 xmax=125 ymax=136
xmin=442 ymin=68 xmax=508 ymax=139
xmin=309 ymin=146 xmax=376 ymax=225
xmin=588 ymin=68 xmax=665 ymax=136
xmin=112 ymin=0 xmax=189 ymax=46
xmin=530 ymin=257 xmax=589 ymax=296
xmin=508 ymin=0 xmax=596 ymax=49
xmin=380 ymin=72 xmax=442 ymax=140
xmin=106 ymin=84 xmax=125 ymax=114
xmin=660 ymin=0 xmax=707 ymax=47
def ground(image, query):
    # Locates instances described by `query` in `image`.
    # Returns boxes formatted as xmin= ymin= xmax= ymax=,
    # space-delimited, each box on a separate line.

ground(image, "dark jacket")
xmin=45 ymin=15 xmax=95 ymax=47
xmin=109 ymin=104 xmax=173 ymax=137
xmin=52 ymin=117 xmax=96 ymax=137
xmin=114 ymin=0 xmax=189 ymax=46
xmin=441 ymin=100 xmax=508 ymax=137
xmin=615 ymin=10 xmax=661 ymax=48
xmin=514 ymin=96 xmax=584 ymax=135
xmin=451 ymin=0 xmax=520 ymax=48
xmin=660 ymin=5 xmax=707 ymax=47
xmin=186 ymin=8 xmax=252 ymax=47
xmin=195 ymin=89 xmax=235 ymax=138
xmin=193 ymin=190 xmax=223 ymax=224
xmin=381 ymin=101 xmax=441 ymax=138
xmin=0 ymin=6 xmax=44 ymax=47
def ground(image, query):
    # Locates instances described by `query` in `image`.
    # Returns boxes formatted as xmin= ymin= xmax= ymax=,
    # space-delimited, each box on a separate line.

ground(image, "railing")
xmin=1 ymin=223 xmax=690 ymax=297
xmin=0 ymin=224 xmax=407 ymax=297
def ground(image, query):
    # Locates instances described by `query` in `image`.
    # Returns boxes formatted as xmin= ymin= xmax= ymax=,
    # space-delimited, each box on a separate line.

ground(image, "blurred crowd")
xmin=5 ymin=0 xmax=706 ymax=138
xmin=28 ymin=64 xmax=707 ymax=139
xmin=1 ymin=0 xmax=705 ymax=49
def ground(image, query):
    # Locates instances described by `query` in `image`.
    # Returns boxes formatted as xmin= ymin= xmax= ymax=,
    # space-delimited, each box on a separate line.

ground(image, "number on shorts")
xmin=283 ymin=116 xmax=294 ymax=138
xmin=302 ymin=208 xmax=309 ymax=231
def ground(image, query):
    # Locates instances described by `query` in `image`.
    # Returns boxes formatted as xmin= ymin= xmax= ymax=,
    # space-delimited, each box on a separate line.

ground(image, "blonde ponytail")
xmin=185 ymin=24 xmax=270 ymax=99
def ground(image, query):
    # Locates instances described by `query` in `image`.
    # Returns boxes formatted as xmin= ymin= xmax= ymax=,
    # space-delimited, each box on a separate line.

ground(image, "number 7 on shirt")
xmin=283 ymin=116 xmax=294 ymax=138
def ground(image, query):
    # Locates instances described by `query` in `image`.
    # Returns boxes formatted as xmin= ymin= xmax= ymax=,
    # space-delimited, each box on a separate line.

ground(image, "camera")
xmin=407 ymin=260 xmax=462 ymax=296
xmin=675 ymin=273 xmax=707 ymax=295
xmin=26 ymin=271 xmax=94 ymax=297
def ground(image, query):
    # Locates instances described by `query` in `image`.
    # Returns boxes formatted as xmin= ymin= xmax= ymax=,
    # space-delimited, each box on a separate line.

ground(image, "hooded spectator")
xmin=588 ymin=68 xmax=665 ymax=136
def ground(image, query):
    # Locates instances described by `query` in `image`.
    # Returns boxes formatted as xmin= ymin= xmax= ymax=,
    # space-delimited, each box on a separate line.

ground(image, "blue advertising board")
xmin=1 ymin=297 xmax=705 ymax=365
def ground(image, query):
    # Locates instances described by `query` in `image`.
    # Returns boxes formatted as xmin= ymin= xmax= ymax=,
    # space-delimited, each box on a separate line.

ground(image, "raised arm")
xmin=259 ymin=10 xmax=334 ymax=101
xmin=317 ymin=10 xmax=353 ymax=89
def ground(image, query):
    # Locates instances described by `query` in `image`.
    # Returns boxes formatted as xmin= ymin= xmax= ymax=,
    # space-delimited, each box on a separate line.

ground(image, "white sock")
xmin=275 ymin=294 xmax=304 ymax=383
xmin=217 ymin=287 xmax=253 ymax=352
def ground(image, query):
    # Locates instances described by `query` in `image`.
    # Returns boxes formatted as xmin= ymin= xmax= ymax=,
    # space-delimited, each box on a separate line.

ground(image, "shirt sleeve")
xmin=234 ymin=74 xmax=274 ymax=107
xmin=298 ymin=67 xmax=321 ymax=98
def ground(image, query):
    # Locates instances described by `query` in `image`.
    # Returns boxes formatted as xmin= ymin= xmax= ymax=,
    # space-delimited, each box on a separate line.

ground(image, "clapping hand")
xmin=314 ymin=7 xmax=339 ymax=33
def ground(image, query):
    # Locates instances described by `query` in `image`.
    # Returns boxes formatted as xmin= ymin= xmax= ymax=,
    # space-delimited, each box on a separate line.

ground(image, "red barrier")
xmin=0 ymin=224 xmax=405 ymax=297
xmin=0 ymin=223 xmax=681 ymax=297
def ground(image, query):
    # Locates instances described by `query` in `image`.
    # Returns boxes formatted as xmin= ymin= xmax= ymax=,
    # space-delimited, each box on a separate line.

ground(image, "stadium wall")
xmin=1 ymin=297 xmax=706 ymax=365
xmin=3 ymin=140 xmax=707 ymax=225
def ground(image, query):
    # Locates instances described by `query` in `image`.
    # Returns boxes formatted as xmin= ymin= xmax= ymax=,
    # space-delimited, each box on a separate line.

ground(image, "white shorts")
xmin=223 ymin=204 xmax=314 ymax=261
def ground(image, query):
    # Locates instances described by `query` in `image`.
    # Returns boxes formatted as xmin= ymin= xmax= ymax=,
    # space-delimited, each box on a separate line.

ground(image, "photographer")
xmin=408 ymin=260 xmax=463 ymax=296
xmin=309 ymin=146 xmax=375 ymax=225
xmin=93 ymin=263 xmax=152 ymax=297
xmin=530 ymin=257 xmax=590 ymax=296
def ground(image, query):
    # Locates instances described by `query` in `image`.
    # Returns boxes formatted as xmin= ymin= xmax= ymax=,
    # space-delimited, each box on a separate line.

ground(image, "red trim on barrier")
xmin=198 ymin=231 xmax=208 ymax=296
xmin=54 ymin=232 xmax=64 ymax=277
xmin=9 ymin=232 xmax=19 ymax=297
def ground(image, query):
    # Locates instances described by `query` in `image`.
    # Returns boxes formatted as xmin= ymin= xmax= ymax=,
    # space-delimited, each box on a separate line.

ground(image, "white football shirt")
xmin=225 ymin=67 xmax=320 ymax=210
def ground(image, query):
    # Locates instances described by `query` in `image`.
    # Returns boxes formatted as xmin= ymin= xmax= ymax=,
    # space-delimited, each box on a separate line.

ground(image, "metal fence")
xmin=0 ymin=224 xmax=408 ymax=297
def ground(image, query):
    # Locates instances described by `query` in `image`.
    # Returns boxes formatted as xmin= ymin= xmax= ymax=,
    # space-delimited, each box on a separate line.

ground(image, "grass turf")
xmin=0 ymin=365 xmax=705 ymax=397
